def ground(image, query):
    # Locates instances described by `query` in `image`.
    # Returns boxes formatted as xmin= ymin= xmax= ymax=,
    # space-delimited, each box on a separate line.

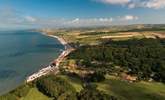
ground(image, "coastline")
xmin=26 ymin=32 xmax=74 ymax=83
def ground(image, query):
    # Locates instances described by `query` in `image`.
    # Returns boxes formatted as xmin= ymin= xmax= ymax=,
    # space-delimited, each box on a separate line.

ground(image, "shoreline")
xmin=26 ymin=32 xmax=74 ymax=83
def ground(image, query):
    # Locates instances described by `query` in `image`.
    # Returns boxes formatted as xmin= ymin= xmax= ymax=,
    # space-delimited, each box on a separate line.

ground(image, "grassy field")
xmin=1 ymin=74 xmax=165 ymax=100
xmin=48 ymin=29 xmax=165 ymax=45
xmin=0 ymin=87 xmax=52 ymax=100
xmin=37 ymin=74 xmax=165 ymax=100
xmin=56 ymin=75 xmax=83 ymax=92
xmin=95 ymin=75 xmax=165 ymax=100
xmin=20 ymin=88 xmax=52 ymax=100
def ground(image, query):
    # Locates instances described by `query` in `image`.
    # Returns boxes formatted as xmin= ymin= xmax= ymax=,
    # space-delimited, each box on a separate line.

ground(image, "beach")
xmin=26 ymin=32 xmax=74 ymax=82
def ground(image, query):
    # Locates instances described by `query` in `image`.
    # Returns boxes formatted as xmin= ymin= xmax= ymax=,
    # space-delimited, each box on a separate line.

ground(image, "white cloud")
xmin=99 ymin=18 xmax=113 ymax=22
xmin=144 ymin=0 xmax=165 ymax=9
xmin=24 ymin=16 xmax=37 ymax=22
xmin=70 ymin=18 xmax=80 ymax=23
xmin=97 ymin=0 xmax=130 ymax=5
xmin=0 ymin=7 xmax=23 ymax=24
xmin=114 ymin=15 xmax=138 ymax=22
xmin=95 ymin=0 xmax=165 ymax=9
xmin=128 ymin=3 xmax=136 ymax=8
xmin=0 ymin=7 xmax=139 ymax=28
xmin=0 ymin=14 xmax=138 ymax=28
xmin=122 ymin=15 xmax=139 ymax=21
xmin=65 ymin=18 xmax=113 ymax=27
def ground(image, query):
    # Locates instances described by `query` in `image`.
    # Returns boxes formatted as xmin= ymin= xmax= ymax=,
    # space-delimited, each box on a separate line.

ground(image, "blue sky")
xmin=0 ymin=0 xmax=165 ymax=28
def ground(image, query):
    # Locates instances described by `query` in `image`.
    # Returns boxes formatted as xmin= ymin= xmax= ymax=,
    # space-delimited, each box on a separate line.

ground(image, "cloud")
xmin=0 ymin=7 xmax=23 ymax=25
xmin=0 ymin=7 xmax=138 ymax=28
xmin=121 ymin=15 xmax=139 ymax=21
xmin=96 ymin=0 xmax=130 ymax=5
xmin=24 ymin=16 xmax=37 ymax=22
xmin=144 ymin=0 xmax=165 ymax=9
xmin=69 ymin=18 xmax=80 ymax=24
xmin=99 ymin=18 xmax=113 ymax=22
xmin=65 ymin=18 xmax=113 ymax=27
xmin=0 ymin=14 xmax=138 ymax=28
xmin=95 ymin=0 xmax=165 ymax=9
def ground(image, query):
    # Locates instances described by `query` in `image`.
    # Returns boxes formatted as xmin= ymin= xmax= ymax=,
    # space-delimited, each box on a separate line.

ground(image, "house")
xmin=121 ymin=73 xmax=137 ymax=82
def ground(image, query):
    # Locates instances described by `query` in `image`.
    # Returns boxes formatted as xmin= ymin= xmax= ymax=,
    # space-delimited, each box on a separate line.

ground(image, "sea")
xmin=0 ymin=30 xmax=64 ymax=95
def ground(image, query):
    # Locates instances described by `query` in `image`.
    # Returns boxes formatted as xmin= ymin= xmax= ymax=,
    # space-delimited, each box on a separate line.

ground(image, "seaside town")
xmin=26 ymin=32 xmax=74 ymax=82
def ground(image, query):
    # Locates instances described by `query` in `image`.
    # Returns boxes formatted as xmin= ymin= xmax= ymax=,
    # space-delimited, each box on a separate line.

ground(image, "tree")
xmin=36 ymin=75 xmax=76 ymax=99
xmin=78 ymin=88 xmax=117 ymax=100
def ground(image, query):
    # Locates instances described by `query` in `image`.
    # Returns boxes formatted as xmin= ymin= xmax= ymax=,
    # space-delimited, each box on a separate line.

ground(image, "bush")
xmin=78 ymin=88 xmax=117 ymax=100
xmin=86 ymin=71 xmax=105 ymax=82
xmin=36 ymin=75 xmax=77 ymax=99
xmin=0 ymin=84 xmax=31 ymax=100
xmin=0 ymin=94 xmax=17 ymax=100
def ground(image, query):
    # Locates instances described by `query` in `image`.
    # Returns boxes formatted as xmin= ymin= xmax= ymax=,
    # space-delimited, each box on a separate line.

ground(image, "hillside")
xmin=1 ymin=26 xmax=165 ymax=100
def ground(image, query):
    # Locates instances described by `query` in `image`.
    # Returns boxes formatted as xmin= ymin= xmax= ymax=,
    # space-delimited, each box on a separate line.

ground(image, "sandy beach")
xmin=26 ymin=32 xmax=74 ymax=82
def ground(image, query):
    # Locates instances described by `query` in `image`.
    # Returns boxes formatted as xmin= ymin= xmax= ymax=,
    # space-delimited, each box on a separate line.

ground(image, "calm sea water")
xmin=0 ymin=30 xmax=64 ymax=95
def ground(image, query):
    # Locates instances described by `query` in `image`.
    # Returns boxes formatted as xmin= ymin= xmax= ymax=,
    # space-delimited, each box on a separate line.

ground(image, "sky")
xmin=0 ymin=0 xmax=165 ymax=29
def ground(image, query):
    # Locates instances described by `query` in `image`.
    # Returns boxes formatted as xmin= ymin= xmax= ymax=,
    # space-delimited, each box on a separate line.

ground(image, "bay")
xmin=0 ymin=30 xmax=64 ymax=95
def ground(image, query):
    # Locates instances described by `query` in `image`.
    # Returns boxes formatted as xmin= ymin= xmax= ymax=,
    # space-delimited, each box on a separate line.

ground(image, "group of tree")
xmin=68 ymin=38 xmax=165 ymax=82
xmin=85 ymin=71 xmax=105 ymax=82
xmin=78 ymin=86 xmax=117 ymax=100
xmin=36 ymin=75 xmax=117 ymax=100
xmin=36 ymin=75 xmax=77 ymax=100
xmin=0 ymin=74 xmax=116 ymax=100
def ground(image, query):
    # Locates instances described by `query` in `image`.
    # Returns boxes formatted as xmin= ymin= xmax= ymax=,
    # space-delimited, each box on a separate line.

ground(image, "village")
xmin=26 ymin=34 xmax=74 ymax=82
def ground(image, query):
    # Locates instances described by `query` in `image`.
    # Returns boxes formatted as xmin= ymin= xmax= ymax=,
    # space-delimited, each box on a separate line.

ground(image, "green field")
xmin=53 ymin=75 xmax=165 ymax=100
xmin=20 ymin=88 xmax=52 ymax=100
xmin=46 ymin=74 xmax=165 ymax=100
xmin=95 ymin=75 xmax=165 ymax=100
xmin=56 ymin=75 xmax=83 ymax=92
xmin=1 ymin=74 xmax=165 ymax=100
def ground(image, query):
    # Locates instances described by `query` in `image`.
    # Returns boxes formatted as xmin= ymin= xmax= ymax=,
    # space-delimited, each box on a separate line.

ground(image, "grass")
xmin=1 ymin=74 xmax=165 ymax=100
xmin=43 ymin=74 xmax=165 ymax=100
xmin=56 ymin=75 xmax=83 ymax=92
xmin=95 ymin=75 xmax=165 ymax=100
xmin=52 ymin=29 xmax=163 ymax=45
xmin=20 ymin=88 xmax=52 ymax=100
